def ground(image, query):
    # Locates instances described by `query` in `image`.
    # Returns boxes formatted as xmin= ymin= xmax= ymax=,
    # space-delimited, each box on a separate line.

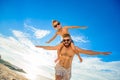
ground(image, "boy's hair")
xmin=52 ymin=20 xmax=60 ymax=26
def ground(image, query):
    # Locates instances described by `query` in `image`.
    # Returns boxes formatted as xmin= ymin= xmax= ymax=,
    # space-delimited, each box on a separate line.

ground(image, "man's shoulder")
xmin=75 ymin=46 xmax=83 ymax=51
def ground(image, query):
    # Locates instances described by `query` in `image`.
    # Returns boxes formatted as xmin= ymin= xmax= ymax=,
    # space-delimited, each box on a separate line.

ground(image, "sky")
xmin=0 ymin=0 xmax=120 ymax=80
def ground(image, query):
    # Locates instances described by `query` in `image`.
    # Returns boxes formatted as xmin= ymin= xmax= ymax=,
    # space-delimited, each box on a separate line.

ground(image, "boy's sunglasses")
xmin=53 ymin=22 xmax=60 ymax=28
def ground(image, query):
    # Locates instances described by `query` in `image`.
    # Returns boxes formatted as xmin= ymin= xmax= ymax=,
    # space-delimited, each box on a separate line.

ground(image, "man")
xmin=36 ymin=34 xmax=111 ymax=80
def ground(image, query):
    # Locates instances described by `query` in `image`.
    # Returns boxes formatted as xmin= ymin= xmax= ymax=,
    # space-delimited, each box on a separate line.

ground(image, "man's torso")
xmin=59 ymin=46 xmax=75 ymax=69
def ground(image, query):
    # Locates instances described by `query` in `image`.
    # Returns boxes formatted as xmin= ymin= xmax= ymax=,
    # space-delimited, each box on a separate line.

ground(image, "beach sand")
xmin=0 ymin=64 xmax=28 ymax=80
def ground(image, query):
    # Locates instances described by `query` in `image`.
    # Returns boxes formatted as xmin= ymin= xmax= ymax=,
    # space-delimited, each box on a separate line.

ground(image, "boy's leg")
xmin=71 ymin=43 xmax=83 ymax=62
xmin=76 ymin=53 xmax=83 ymax=62
xmin=55 ymin=43 xmax=64 ymax=63
xmin=70 ymin=43 xmax=78 ymax=53
xmin=54 ymin=49 xmax=60 ymax=63
xmin=55 ymin=75 xmax=63 ymax=80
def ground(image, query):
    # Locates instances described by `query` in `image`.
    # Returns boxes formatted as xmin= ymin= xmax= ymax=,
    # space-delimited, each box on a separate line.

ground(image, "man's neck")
xmin=64 ymin=45 xmax=70 ymax=48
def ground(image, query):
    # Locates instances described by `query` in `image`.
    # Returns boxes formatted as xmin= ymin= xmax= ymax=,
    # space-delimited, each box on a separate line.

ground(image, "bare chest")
xmin=57 ymin=28 xmax=69 ymax=36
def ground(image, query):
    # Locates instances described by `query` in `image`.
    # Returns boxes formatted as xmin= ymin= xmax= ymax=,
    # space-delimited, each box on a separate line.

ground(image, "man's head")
xmin=62 ymin=34 xmax=72 ymax=48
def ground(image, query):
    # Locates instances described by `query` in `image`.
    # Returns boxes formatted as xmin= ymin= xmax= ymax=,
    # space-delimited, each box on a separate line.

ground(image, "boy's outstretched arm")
xmin=46 ymin=33 xmax=57 ymax=43
xmin=76 ymin=47 xmax=111 ymax=55
xmin=66 ymin=26 xmax=87 ymax=29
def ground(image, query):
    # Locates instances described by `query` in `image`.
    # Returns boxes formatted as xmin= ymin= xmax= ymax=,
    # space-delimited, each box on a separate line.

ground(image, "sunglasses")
xmin=63 ymin=39 xmax=71 ymax=42
xmin=53 ymin=22 xmax=60 ymax=28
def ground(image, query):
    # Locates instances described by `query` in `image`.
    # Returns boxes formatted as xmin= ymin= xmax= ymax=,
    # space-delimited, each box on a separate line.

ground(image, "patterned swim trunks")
xmin=55 ymin=63 xmax=71 ymax=80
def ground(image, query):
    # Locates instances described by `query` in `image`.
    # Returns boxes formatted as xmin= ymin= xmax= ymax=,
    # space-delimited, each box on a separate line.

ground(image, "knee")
xmin=56 ymin=75 xmax=62 ymax=80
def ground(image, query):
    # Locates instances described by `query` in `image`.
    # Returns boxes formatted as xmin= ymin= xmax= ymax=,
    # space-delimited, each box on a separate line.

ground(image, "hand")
xmin=80 ymin=26 xmax=88 ymax=29
xmin=35 ymin=46 xmax=42 ymax=48
xmin=35 ymin=46 xmax=39 ymax=48
xmin=101 ymin=52 xmax=111 ymax=55
xmin=54 ymin=58 xmax=59 ymax=63
xmin=80 ymin=58 xmax=83 ymax=62
xmin=46 ymin=41 xmax=50 ymax=43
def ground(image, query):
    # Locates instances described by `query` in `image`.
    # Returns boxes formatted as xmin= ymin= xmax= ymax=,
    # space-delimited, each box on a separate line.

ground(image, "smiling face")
xmin=62 ymin=37 xmax=72 ymax=48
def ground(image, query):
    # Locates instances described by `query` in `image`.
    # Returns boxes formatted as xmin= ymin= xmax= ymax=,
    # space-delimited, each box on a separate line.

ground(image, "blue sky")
xmin=0 ymin=0 xmax=120 ymax=61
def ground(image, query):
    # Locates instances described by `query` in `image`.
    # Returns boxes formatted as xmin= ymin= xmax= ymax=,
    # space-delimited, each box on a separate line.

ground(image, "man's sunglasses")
xmin=63 ymin=39 xmax=71 ymax=42
xmin=53 ymin=22 xmax=60 ymax=28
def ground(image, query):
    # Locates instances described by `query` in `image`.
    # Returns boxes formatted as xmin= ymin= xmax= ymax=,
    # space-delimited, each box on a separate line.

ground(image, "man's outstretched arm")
xmin=35 ymin=45 xmax=58 ymax=50
xmin=76 ymin=47 xmax=111 ymax=55
xmin=36 ymin=43 xmax=62 ymax=50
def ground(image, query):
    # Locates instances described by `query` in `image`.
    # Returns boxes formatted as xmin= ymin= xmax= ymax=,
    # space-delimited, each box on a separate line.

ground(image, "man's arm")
xmin=35 ymin=46 xmax=58 ymax=50
xmin=35 ymin=43 xmax=61 ymax=50
xmin=76 ymin=47 xmax=111 ymax=55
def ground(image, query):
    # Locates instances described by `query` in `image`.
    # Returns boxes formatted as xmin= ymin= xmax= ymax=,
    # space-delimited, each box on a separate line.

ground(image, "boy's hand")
xmin=46 ymin=41 xmax=50 ymax=43
xmin=101 ymin=52 xmax=111 ymax=55
xmin=80 ymin=26 xmax=88 ymax=29
xmin=35 ymin=46 xmax=41 ymax=48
